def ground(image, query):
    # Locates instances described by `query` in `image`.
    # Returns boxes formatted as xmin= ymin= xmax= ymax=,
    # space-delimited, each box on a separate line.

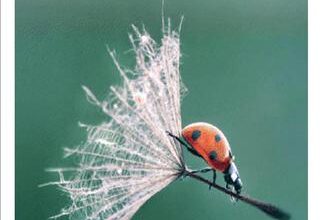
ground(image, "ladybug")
xmin=167 ymin=122 xmax=243 ymax=194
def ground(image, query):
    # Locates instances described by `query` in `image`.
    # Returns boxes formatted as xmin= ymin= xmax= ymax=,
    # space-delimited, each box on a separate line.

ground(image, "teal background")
xmin=16 ymin=0 xmax=307 ymax=220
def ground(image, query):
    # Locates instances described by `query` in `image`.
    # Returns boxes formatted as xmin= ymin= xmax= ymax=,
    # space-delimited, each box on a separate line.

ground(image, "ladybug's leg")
xmin=225 ymin=184 xmax=237 ymax=202
xmin=209 ymin=169 xmax=217 ymax=190
xmin=189 ymin=168 xmax=217 ymax=190
xmin=166 ymin=131 xmax=202 ymax=158
xmin=189 ymin=167 xmax=212 ymax=174
xmin=185 ymin=146 xmax=202 ymax=158
xmin=213 ymin=170 xmax=217 ymax=183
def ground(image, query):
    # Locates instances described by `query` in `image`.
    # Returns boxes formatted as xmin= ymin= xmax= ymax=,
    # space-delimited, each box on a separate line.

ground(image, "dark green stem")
xmin=184 ymin=170 xmax=291 ymax=220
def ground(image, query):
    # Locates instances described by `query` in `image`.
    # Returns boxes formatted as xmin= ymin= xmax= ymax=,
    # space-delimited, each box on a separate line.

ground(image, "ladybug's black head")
xmin=224 ymin=162 xmax=242 ymax=194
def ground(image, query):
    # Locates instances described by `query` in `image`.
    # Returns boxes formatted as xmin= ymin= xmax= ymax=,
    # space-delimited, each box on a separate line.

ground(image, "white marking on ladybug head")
xmin=231 ymin=172 xmax=238 ymax=182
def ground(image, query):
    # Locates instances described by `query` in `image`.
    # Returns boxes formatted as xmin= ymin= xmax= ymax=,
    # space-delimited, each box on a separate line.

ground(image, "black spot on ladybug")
xmin=209 ymin=151 xmax=217 ymax=160
xmin=191 ymin=130 xmax=201 ymax=141
xmin=215 ymin=134 xmax=221 ymax=142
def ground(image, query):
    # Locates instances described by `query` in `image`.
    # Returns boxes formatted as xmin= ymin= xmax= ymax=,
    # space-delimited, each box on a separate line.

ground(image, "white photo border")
xmin=1 ymin=0 xmax=317 ymax=220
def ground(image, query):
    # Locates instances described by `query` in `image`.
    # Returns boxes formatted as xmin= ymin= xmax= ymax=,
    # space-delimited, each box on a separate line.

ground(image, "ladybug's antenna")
xmin=185 ymin=171 xmax=291 ymax=220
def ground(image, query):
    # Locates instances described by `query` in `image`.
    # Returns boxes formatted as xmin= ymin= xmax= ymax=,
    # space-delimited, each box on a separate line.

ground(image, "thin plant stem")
xmin=184 ymin=170 xmax=291 ymax=220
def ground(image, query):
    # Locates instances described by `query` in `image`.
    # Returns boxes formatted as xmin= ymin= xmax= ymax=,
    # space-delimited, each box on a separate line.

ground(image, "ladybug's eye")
xmin=215 ymin=134 xmax=221 ymax=142
xmin=191 ymin=130 xmax=201 ymax=141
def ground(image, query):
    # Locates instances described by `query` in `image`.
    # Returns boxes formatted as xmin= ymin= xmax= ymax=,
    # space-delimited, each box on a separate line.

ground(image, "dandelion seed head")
xmin=47 ymin=18 xmax=187 ymax=220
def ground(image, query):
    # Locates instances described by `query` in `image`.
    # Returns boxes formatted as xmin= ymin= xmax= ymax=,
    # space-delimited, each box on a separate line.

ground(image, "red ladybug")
xmin=168 ymin=122 xmax=242 ymax=194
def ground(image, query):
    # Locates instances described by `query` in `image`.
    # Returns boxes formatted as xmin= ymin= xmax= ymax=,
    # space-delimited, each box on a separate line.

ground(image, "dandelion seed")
xmin=47 ymin=18 xmax=187 ymax=220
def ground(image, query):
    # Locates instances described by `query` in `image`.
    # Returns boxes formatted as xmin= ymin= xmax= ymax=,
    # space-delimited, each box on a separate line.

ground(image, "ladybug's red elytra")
xmin=167 ymin=122 xmax=243 ymax=194
xmin=182 ymin=122 xmax=232 ymax=172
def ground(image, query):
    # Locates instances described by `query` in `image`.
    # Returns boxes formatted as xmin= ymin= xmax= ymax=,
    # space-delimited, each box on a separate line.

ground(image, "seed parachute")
xmin=45 ymin=18 xmax=188 ymax=220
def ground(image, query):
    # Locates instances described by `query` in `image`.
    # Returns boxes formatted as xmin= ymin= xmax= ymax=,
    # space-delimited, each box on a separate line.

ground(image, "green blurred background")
xmin=16 ymin=0 xmax=307 ymax=219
